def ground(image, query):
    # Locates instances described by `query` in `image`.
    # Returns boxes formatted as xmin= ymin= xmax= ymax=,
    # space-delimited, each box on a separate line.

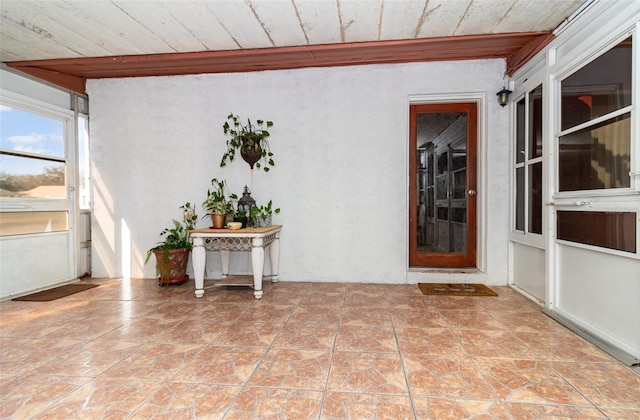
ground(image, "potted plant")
xmin=250 ymin=200 xmax=281 ymax=227
xmin=145 ymin=202 xmax=197 ymax=286
xmin=202 ymin=177 xmax=236 ymax=228
xmin=220 ymin=113 xmax=275 ymax=172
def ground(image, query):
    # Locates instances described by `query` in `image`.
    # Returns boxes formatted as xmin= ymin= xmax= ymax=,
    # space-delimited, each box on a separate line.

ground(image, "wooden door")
xmin=409 ymin=102 xmax=477 ymax=267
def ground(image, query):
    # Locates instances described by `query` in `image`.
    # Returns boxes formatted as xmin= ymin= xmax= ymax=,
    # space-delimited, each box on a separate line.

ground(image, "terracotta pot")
xmin=153 ymin=248 xmax=190 ymax=285
xmin=240 ymin=135 xmax=262 ymax=169
xmin=211 ymin=213 xmax=226 ymax=229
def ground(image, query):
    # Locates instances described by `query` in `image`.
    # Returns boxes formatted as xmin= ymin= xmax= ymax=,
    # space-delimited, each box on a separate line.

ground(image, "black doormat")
xmin=418 ymin=283 xmax=498 ymax=296
xmin=12 ymin=283 xmax=98 ymax=301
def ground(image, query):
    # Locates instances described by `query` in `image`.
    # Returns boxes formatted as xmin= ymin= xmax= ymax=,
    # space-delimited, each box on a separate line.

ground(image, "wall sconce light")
xmin=496 ymin=88 xmax=512 ymax=107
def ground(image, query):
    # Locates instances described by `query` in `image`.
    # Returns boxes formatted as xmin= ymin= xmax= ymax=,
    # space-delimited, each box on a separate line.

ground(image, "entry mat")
xmin=418 ymin=283 xmax=498 ymax=297
xmin=12 ymin=283 xmax=99 ymax=301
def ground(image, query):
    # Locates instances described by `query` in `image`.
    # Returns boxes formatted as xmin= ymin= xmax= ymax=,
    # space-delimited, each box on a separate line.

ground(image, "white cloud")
xmin=7 ymin=133 xmax=64 ymax=155
xmin=0 ymin=105 xmax=12 ymax=112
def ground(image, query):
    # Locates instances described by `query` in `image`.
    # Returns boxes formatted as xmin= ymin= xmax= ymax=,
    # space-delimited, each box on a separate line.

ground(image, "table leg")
xmin=220 ymin=249 xmax=230 ymax=277
xmin=270 ymin=232 xmax=280 ymax=283
xmin=192 ymin=237 xmax=205 ymax=298
xmin=251 ymin=237 xmax=265 ymax=299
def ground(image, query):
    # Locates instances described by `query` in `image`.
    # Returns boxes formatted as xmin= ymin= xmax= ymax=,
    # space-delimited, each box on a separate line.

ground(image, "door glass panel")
xmin=1 ymin=105 xmax=67 ymax=199
xmin=516 ymin=98 xmax=525 ymax=163
xmin=561 ymin=36 xmax=632 ymax=131
xmin=528 ymin=162 xmax=542 ymax=234
xmin=557 ymin=211 xmax=636 ymax=253
xmin=558 ymin=113 xmax=630 ymax=191
xmin=0 ymin=155 xmax=66 ymax=198
xmin=0 ymin=211 xmax=68 ymax=236
xmin=0 ymin=107 xmax=65 ymax=158
xmin=515 ymin=167 xmax=525 ymax=231
xmin=529 ymin=85 xmax=543 ymax=159
xmin=416 ymin=112 xmax=467 ymax=254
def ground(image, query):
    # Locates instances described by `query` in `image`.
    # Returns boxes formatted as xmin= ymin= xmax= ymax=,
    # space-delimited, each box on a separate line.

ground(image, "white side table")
xmin=189 ymin=225 xmax=282 ymax=299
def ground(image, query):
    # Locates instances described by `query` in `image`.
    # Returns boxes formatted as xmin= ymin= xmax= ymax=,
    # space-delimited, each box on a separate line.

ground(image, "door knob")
xmin=468 ymin=189 xmax=477 ymax=196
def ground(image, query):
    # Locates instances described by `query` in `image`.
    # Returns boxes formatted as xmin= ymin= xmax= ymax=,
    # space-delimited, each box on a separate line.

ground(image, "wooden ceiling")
xmin=0 ymin=1 xmax=586 ymax=94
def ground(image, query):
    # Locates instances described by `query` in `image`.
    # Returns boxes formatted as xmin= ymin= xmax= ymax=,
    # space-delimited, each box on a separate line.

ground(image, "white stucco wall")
xmin=87 ymin=59 xmax=509 ymax=284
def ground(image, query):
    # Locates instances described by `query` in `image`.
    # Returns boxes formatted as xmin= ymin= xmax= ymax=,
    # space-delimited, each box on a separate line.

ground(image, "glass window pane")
xmin=528 ymin=162 xmax=542 ymax=234
xmin=515 ymin=167 xmax=525 ymax=231
xmin=78 ymin=114 xmax=90 ymax=209
xmin=557 ymin=211 xmax=636 ymax=253
xmin=561 ymin=36 xmax=632 ymax=131
xmin=0 ymin=154 xmax=66 ymax=198
xmin=516 ymin=98 xmax=525 ymax=163
xmin=0 ymin=211 xmax=68 ymax=236
xmin=558 ymin=113 xmax=630 ymax=191
xmin=0 ymin=107 xmax=65 ymax=158
xmin=529 ymin=85 xmax=543 ymax=159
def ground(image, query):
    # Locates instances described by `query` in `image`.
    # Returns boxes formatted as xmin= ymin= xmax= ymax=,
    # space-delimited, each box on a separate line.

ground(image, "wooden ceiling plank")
xmin=378 ymin=1 xmax=429 ymax=40
xmin=249 ymin=0 xmax=309 ymax=47
xmin=338 ymin=0 xmax=383 ymax=42
xmin=418 ymin=0 xmax=473 ymax=38
xmin=203 ymin=1 xmax=274 ymax=49
xmin=293 ymin=0 xmax=342 ymax=45
xmin=455 ymin=0 xmax=515 ymax=35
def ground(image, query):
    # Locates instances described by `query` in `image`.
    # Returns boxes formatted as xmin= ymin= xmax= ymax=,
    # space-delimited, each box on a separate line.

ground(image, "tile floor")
xmin=1 ymin=278 xmax=639 ymax=419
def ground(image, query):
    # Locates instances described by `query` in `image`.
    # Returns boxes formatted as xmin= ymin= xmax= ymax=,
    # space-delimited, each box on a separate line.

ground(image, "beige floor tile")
xmin=130 ymin=383 xmax=241 ymax=419
xmin=413 ymin=397 xmax=511 ymax=419
xmin=335 ymin=325 xmax=399 ymax=353
xmin=101 ymin=342 xmax=203 ymax=381
xmin=247 ymin=348 xmax=332 ymax=389
xmin=503 ymin=402 xmax=608 ymax=418
xmin=235 ymin=303 xmax=297 ymax=324
xmin=0 ymin=337 xmax=85 ymax=373
xmin=396 ymin=327 xmax=467 ymax=356
xmin=403 ymin=355 xmax=496 ymax=399
xmin=226 ymin=387 xmax=323 ymax=419
xmin=327 ymin=351 xmax=408 ymax=395
xmin=453 ymin=329 xmax=538 ymax=358
xmin=340 ymin=307 xmax=392 ymax=327
xmin=29 ymin=339 xmax=144 ymax=377
xmin=515 ymin=331 xmax=614 ymax=362
xmin=289 ymin=304 xmax=342 ymax=325
xmin=0 ymin=278 xmax=634 ymax=418
xmin=212 ymin=322 xmax=282 ymax=347
xmin=439 ymin=309 xmax=506 ymax=330
xmin=474 ymin=358 xmax=593 ymax=406
xmin=172 ymin=345 xmax=267 ymax=385
xmin=32 ymin=377 xmax=164 ymax=418
xmin=321 ymin=391 xmax=414 ymax=419
xmin=272 ymin=323 xmax=337 ymax=350
xmin=390 ymin=307 xmax=448 ymax=329
xmin=551 ymin=361 xmax=640 ymax=409
xmin=0 ymin=373 xmax=89 ymax=419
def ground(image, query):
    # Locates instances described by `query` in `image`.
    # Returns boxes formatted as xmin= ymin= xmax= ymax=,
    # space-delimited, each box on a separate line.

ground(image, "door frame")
xmin=408 ymin=98 xmax=480 ymax=268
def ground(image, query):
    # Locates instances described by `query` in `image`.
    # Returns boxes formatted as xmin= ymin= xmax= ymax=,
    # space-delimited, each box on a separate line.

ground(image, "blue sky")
xmin=0 ymin=105 xmax=65 ymax=175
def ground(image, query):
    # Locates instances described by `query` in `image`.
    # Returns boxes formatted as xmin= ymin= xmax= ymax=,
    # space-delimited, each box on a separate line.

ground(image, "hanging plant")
xmin=220 ymin=113 xmax=275 ymax=172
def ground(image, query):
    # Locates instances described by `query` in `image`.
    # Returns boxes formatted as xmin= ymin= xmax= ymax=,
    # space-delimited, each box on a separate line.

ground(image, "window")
xmin=555 ymin=34 xmax=637 ymax=256
xmin=558 ymin=36 xmax=632 ymax=192
xmin=513 ymin=84 xmax=543 ymax=235
xmin=0 ymin=99 xmax=72 ymax=236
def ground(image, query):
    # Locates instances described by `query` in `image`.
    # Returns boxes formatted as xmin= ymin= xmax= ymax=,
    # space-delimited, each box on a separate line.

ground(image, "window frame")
xmin=551 ymin=27 xmax=639 ymax=260
xmin=510 ymin=80 xmax=546 ymax=249
xmin=0 ymin=90 xmax=76 ymax=236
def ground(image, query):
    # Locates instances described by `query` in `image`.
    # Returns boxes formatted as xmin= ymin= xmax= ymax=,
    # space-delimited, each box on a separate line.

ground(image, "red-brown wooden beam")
xmin=6 ymin=32 xmax=551 ymax=94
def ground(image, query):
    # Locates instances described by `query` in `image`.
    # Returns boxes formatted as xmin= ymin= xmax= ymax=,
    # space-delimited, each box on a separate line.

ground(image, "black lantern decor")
xmin=496 ymin=87 xmax=512 ymax=107
xmin=236 ymin=186 xmax=256 ymax=227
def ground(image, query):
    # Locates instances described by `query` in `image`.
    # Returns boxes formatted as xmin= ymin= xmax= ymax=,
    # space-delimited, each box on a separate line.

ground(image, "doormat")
xmin=418 ymin=283 xmax=498 ymax=297
xmin=12 ymin=283 xmax=99 ymax=301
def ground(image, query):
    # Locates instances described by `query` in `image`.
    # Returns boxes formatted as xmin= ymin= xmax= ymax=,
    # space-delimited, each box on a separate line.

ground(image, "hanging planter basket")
xmin=239 ymin=135 xmax=263 ymax=169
